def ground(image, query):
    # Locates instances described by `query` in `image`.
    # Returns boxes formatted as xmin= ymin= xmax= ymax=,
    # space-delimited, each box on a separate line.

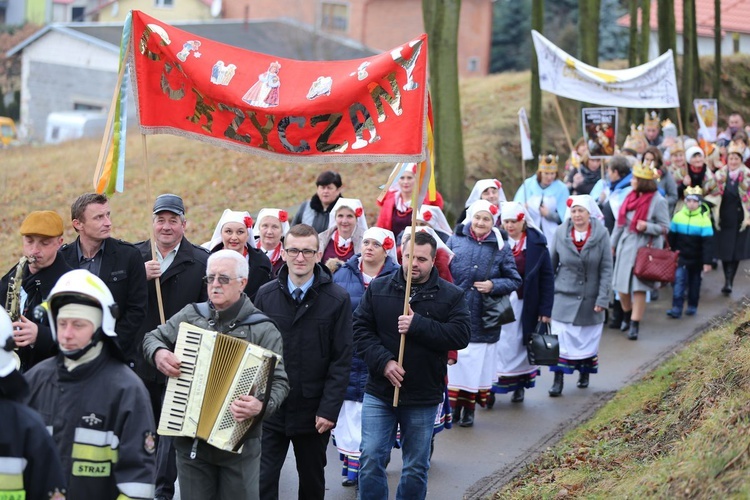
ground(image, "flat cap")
xmin=153 ymin=194 xmax=185 ymax=216
xmin=19 ymin=211 xmax=64 ymax=237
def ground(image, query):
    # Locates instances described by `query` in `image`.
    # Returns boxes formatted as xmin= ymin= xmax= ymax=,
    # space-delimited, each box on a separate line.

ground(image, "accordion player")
xmin=157 ymin=321 xmax=282 ymax=453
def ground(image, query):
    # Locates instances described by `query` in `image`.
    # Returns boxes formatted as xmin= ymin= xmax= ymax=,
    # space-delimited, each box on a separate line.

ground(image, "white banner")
xmin=693 ymin=98 xmax=718 ymax=142
xmin=518 ymin=108 xmax=534 ymax=160
xmin=531 ymin=30 xmax=679 ymax=109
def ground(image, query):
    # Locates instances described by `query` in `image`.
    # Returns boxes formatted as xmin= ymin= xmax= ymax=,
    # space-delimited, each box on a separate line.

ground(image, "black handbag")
xmin=480 ymin=244 xmax=516 ymax=330
xmin=526 ymin=322 xmax=559 ymax=366
xmin=481 ymin=294 xmax=515 ymax=329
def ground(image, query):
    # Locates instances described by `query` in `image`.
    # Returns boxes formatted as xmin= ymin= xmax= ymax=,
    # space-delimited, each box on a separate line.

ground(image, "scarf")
xmin=572 ymin=225 xmax=591 ymax=253
xmin=469 ymin=226 xmax=492 ymax=242
xmin=729 ymin=167 xmax=742 ymax=182
xmin=511 ymin=232 xmax=526 ymax=257
xmin=394 ymin=192 xmax=412 ymax=214
xmin=617 ymin=191 xmax=655 ymax=233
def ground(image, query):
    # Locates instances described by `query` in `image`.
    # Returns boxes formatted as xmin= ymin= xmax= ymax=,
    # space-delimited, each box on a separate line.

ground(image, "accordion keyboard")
xmin=159 ymin=327 xmax=204 ymax=435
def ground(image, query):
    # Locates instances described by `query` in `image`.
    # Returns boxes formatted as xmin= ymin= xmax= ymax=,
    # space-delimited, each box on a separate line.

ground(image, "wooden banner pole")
xmin=142 ymin=135 xmax=166 ymax=325
xmin=553 ymin=95 xmax=575 ymax=154
xmin=393 ymin=174 xmax=420 ymax=407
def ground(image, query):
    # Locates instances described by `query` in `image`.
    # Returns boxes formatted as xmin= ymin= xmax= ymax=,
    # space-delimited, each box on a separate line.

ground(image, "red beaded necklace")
xmin=511 ymin=232 xmax=527 ymax=257
xmin=257 ymin=240 xmax=282 ymax=264
xmin=572 ymin=225 xmax=591 ymax=252
xmin=333 ymin=229 xmax=353 ymax=257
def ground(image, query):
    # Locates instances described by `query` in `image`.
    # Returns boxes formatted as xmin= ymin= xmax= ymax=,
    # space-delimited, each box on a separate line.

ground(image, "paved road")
xmin=273 ymin=267 xmax=749 ymax=499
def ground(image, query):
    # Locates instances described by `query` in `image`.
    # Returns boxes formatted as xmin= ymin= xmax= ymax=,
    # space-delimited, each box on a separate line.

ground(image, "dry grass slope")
xmin=494 ymin=305 xmax=750 ymax=499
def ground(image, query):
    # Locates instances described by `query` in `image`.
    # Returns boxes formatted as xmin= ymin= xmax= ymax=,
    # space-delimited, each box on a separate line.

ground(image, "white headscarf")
xmin=417 ymin=205 xmax=452 ymax=237
xmin=563 ymin=194 xmax=604 ymax=221
xmin=462 ymin=199 xmax=504 ymax=249
xmin=362 ymin=227 xmax=397 ymax=262
xmin=464 ymin=178 xmax=507 ymax=208
xmin=253 ymin=208 xmax=291 ymax=239
xmin=204 ymin=209 xmax=253 ymax=251
xmin=500 ymin=201 xmax=541 ymax=232
xmin=327 ymin=198 xmax=369 ymax=234
xmin=402 ymin=226 xmax=455 ymax=263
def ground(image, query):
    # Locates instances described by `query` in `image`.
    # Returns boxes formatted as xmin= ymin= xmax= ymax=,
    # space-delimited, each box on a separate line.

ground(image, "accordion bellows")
xmin=158 ymin=322 xmax=279 ymax=452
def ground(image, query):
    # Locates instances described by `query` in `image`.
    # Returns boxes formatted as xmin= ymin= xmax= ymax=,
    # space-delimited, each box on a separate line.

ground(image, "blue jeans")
xmin=672 ymin=264 xmax=702 ymax=310
xmin=358 ymin=393 xmax=438 ymax=500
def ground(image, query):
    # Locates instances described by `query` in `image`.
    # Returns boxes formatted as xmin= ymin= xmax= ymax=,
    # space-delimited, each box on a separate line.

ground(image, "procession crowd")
xmin=1 ymin=110 xmax=749 ymax=500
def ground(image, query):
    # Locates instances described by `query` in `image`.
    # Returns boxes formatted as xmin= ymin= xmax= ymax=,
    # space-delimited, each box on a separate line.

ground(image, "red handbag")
xmin=633 ymin=237 xmax=679 ymax=283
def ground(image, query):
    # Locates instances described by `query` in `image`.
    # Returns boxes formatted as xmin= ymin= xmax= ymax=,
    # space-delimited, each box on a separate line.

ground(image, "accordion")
xmin=157 ymin=322 xmax=280 ymax=453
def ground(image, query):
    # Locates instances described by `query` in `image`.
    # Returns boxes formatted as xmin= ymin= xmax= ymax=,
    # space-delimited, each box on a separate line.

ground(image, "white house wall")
xmin=20 ymin=31 xmax=120 ymax=141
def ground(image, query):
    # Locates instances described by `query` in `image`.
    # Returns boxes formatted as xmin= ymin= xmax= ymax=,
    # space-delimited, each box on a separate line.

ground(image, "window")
xmin=71 ymin=6 xmax=85 ymax=22
xmin=321 ymin=2 xmax=349 ymax=33
xmin=74 ymin=103 xmax=104 ymax=111
xmin=155 ymin=0 xmax=174 ymax=8
xmin=467 ymin=57 xmax=480 ymax=73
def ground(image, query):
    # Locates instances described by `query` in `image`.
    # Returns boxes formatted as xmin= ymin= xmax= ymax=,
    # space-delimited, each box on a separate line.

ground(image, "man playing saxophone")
xmin=0 ymin=211 xmax=72 ymax=372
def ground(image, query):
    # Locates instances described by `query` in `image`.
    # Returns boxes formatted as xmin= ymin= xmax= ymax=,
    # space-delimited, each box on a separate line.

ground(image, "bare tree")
xmin=714 ymin=0 xmax=721 ymax=107
xmin=682 ymin=0 xmax=699 ymax=130
xmin=627 ymin=0 xmax=639 ymax=127
xmin=423 ymin=0 xmax=465 ymax=220
xmin=639 ymin=0 xmax=650 ymax=63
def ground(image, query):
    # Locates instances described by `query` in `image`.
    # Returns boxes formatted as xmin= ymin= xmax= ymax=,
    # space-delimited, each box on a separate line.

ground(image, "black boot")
xmin=577 ymin=372 xmax=590 ymax=388
xmin=608 ymin=300 xmax=623 ymax=329
xmin=486 ymin=392 xmax=496 ymax=409
xmin=620 ymin=309 xmax=632 ymax=332
xmin=511 ymin=387 xmax=525 ymax=402
xmin=459 ymin=409 xmax=474 ymax=427
xmin=628 ymin=320 xmax=640 ymax=340
xmin=452 ymin=406 xmax=462 ymax=425
xmin=549 ymin=372 xmax=564 ymax=397
xmin=722 ymin=261 xmax=736 ymax=295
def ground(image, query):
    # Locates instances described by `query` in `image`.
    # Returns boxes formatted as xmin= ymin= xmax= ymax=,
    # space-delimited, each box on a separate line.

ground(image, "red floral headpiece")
xmin=382 ymin=236 xmax=394 ymax=250
xmin=244 ymin=216 xmax=254 ymax=228
xmin=278 ymin=210 xmax=288 ymax=223
xmin=494 ymin=179 xmax=502 ymax=188
xmin=566 ymin=198 xmax=574 ymax=208
xmin=489 ymin=204 xmax=499 ymax=216
xmin=422 ymin=210 xmax=433 ymax=221
xmin=517 ymin=212 xmax=525 ymax=222
xmin=355 ymin=207 xmax=363 ymax=217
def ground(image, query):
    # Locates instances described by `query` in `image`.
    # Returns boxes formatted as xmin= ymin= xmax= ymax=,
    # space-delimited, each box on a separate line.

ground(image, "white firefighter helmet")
xmin=46 ymin=269 xmax=117 ymax=339
xmin=0 ymin=307 xmax=21 ymax=376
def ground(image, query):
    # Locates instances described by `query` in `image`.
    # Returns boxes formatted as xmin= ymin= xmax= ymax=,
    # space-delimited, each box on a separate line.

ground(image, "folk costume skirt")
xmin=448 ymin=342 xmax=497 ymax=393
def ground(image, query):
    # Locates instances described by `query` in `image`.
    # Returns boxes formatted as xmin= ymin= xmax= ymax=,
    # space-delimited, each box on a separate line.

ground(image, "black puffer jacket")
xmin=353 ymin=268 xmax=471 ymax=406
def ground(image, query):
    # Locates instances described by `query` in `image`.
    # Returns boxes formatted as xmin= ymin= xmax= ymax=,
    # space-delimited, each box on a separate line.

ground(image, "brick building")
xmin=222 ymin=0 xmax=492 ymax=77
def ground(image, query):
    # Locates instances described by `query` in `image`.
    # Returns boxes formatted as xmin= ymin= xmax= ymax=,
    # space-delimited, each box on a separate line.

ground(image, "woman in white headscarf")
xmin=548 ymin=195 xmax=612 ymax=396
xmin=375 ymin=163 xmax=444 ymax=238
xmin=205 ymin=209 xmax=273 ymax=301
xmin=318 ymin=198 xmax=368 ymax=272
xmin=253 ymin=208 xmax=290 ymax=277
xmin=490 ymin=202 xmax=553 ymax=405
xmin=456 ymin=178 xmax=507 ymax=227
xmin=446 ymin=200 xmax=522 ymax=427
xmin=331 ymin=227 xmax=399 ymax=487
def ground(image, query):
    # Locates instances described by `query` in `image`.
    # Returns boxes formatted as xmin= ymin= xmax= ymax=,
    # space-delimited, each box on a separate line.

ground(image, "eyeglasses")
xmin=203 ymin=274 xmax=241 ymax=285
xmin=284 ymin=248 xmax=317 ymax=259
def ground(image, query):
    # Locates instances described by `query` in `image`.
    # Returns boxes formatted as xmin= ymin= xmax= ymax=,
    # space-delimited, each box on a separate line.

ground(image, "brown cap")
xmin=19 ymin=211 xmax=64 ymax=237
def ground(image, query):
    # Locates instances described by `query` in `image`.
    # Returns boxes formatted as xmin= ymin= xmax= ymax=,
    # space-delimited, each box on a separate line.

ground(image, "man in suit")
xmin=135 ymin=194 xmax=209 ymax=500
xmin=60 ymin=193 xmax=148 ymax=369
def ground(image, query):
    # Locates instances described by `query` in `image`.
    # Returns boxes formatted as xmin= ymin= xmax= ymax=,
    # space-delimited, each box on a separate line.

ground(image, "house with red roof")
xmin=617 ymin=0 xmax=750 ymax=60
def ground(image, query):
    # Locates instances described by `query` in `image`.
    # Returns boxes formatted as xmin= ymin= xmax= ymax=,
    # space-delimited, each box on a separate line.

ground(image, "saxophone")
xmin=5 ymin=256 xmax=29 ymax=322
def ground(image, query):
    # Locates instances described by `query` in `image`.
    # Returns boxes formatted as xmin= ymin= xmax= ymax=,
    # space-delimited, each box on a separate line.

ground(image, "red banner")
xmin=129 ymin=11 xmax=428 ymax=163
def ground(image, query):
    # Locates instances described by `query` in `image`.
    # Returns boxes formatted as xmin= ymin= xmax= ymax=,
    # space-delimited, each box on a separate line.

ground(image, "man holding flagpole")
xmin=353 ymin=231 xmax=470 ymax=500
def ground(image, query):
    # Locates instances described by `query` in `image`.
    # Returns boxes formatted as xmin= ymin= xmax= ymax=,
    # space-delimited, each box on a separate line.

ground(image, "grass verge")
xmin=493 ymin=303 xmax=750 ymax=499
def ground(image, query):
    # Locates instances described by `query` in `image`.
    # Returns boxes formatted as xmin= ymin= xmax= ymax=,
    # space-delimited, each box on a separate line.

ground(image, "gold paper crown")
xmin=727 ymin=141 xmax=745 ymax=157
xmin=538 ymin=154 xmax=559 ymax=173
xmin=669 ymin=139 xmax=685 ymax=154
xmin=633 ymin=160 xmax=659 ymax=180
xmin=685 ymin=185 xmax=704 ymax=197
xmin=661 ymin=118 xmax=675 ymax=129
xmin=622 ymin=124 xmax=646 ymax=152
xmin=644 ymin=111 xmax=660 ymax=128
